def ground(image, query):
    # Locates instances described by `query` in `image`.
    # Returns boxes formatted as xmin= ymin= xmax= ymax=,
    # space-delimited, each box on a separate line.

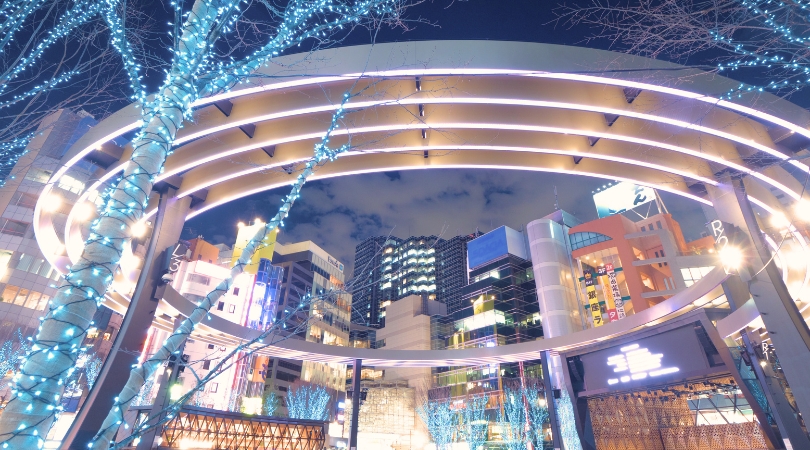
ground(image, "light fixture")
xmin=131 ymin=221 xmax=148 ymax=238
xmin=237 ymin=221 xmax=245 ymax=228
xmin=42 ymin=194 xmax=62 ymax=212
xmin=770 ymin=212 xmax=790 ymax=229
xmin=718 ymin=246 xmax=744 ymax=270
xmin=795 ymin=200 xmax=810 ymax=222
xmin=73 ymin=202 xmax=95 ymax=221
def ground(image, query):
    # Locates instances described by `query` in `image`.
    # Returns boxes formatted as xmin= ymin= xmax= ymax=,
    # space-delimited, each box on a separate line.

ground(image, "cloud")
xmin=185 ymin=168 xmax=706 ymax=278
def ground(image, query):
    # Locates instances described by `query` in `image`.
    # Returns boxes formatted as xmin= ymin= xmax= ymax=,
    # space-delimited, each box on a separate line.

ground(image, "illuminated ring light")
xmin=34 ymin=41 xmax=810 ymax=363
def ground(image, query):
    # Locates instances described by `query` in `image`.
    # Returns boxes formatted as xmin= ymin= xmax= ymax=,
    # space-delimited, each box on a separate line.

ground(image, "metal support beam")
xmin=542 ymin=352 xmax=562 ymax=450
xmin=135 ymin=317 xmax=187 ymax=450
xmin=348 ymin=359 xmax=362 ymax=450
xmin=61 ymin=192 xmax=193 ymax=450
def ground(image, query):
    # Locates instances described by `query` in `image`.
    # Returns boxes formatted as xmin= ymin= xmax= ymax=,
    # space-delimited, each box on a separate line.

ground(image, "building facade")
xmin=351 ymin=233 xmax=479 ymax=328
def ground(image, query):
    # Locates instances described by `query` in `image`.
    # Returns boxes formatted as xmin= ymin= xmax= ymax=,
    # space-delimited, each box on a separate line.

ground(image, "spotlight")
xmin=73 ymin=202 xmax=95 ymax=221
xmin=42 ymin=194 xmax=62 ymax=212
xmin=718 ymin=246 xmax=744 ymax=270
xmin=131 ymin=221 xmax=148 ymax=238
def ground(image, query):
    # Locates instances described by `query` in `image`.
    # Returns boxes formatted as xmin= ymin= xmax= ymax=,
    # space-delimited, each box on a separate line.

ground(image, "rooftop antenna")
xmin=654 ymin=189 xmax=670 ymax=215
xmin=554 ymin=185 xmax=560 ymax=211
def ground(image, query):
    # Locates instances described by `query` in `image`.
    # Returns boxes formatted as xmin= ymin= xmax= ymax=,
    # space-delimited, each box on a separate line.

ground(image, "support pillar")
xmin=542 ymin=352 xmax=562 ymax=450
xmin=61 ymin=191 xmax=192 ymax=450
xmin=135 ymin=316 xmax=187 ymax=450
xmin=706 ymin=179 xmax=810 ymax=440
xmin=348 ymin=359 xmax=362 ymax=450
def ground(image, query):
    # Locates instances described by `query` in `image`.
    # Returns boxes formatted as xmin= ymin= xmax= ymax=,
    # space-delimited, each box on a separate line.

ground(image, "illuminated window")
xmin=57 ymin=175 xmax=85 ymax=194
xmin=24 ymin=168 xmax=52 ymax=184
xmin=0 ymin=219 xmax=28 ymax=237
xmin=87 ymin=328 xmax=100 ymax=339
xmin=569 ymin=232 xmax=612 ymax=251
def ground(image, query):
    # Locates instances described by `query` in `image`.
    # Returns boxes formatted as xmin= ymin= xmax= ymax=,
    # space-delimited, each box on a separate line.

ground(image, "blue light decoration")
xmin=0 ymin=0 xmax=407 ymax=446
xmin=459 ymin=396 xmax=488 ymax=450
xmin=286 ymin=383 xmax=332 ymax=421
xmin=555 ymin=389 xmax=583 ymax=450
xmin=499 ymin=386 xmax=528 ymax=450
xmin=416 ymin=398 xmax=456 ymax=450
xmin=711 ymin=0 xmax=810 ymax=97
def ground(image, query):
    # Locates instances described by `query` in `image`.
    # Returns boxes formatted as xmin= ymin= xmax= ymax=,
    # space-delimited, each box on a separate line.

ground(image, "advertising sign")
xmin=605 ymin=263 xmax=626 ymax=319
xmin=597 ymin=266 xmax=618 ymax=323
xmin=593 ymin=182 xmax=655 ymax=218
xmin=585 ymin=272 xmax=603 ymax=327
xmin=576 ymin=325 xmax=710 ymax=392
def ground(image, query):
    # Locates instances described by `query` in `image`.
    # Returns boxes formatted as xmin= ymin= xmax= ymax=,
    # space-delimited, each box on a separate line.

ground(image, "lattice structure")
xmin=140 ymin=405 xmax=326 ymax=450
xmin=660 ymin=423 xmax=767 ymax=450
xmin=587 ymin=378 xmax=767 ymax=450
xmin=343 ymin=381 xmax=421 ymax=449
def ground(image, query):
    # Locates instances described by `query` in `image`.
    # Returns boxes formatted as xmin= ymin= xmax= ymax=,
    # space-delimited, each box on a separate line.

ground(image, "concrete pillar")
xmin=527 ymin=218 xmax=591 ymax=449
xmin=526 ymin=219 xmax=584 ymax=340
xmin=706 ymin=180 xmax=810 ymax=438
xmin=61 ymin=191 xmax=192 ymax=450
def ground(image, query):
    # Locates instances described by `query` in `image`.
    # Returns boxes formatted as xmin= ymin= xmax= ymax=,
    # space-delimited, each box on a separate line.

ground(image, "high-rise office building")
xmin=351 ymin=233 xmax=479 ymax=328
xmin=435 ymin=226 xmax=543 ymax=399
xmin=268 ymin=240 xmax=351 ymax=398
xmin=436 ymin=233 xmax=481 ymax=318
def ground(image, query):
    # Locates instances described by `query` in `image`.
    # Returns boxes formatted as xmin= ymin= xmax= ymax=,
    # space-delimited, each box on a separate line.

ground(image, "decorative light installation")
xmin=286 ymin=383 xmax=332 ymax=421
xmin=0 ymin=0 xmax=406 ymax=446
xmin=555 ymin=389 xmax=583 ymax=450
xmin=459 ymin=396 xmax=488 ymax=450
xmin=416 ymin=398 xmax=456 ymax=450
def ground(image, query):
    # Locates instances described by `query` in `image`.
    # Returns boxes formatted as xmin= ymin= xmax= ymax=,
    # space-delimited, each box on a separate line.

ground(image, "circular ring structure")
xmin=33 ymin=41 xmax=810 ymax=365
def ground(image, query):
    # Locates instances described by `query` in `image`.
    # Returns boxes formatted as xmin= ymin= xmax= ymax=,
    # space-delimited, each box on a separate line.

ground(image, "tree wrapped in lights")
xmin=558 ymin=0 xmax=810 ymax=97
xmin=112 ymin=290 xmax=338 ymax=449
xmin=417 ymin=393 xmax=456 ymax=450
xmin=0 ymin=329 xmax=30 ymax=380
xmin=524 ymin=382 xmax=549 ymax=449
xmin=499 ymin=386 xmax=528 ymax=450
xmin=555 ymin=389 xmax=582 ymax=450
xmin=286 ymin=381 xmax=332 ymax=421
xmin=262 ymin=389 xmax=280 ymax=417
xmin=0 ymin=0 xmax=411 ymax=447
xmin=458 ymin=395 xmax=489 ymax=450
xmin=0 ymin=0 xmax=137 ymax=184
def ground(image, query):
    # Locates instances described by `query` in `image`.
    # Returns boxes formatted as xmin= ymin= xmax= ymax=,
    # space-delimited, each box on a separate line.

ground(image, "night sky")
xmin=181 ymin=1 xmax=710 ymax=275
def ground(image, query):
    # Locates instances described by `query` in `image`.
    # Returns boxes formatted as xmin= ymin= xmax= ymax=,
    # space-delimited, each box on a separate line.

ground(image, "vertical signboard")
xmin=585 ymin=271 xmax=603 ymax=327
xmin=597 ymin=266 xmax=618 ymax=323
xmin=606 ymin=263 xmax=626 ymax=319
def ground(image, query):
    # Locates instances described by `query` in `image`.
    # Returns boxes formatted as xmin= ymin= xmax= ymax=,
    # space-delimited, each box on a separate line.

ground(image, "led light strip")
xmin=175 ymin=96 xmax=807 ymax=180
xmin=158 ymin=122 xmax=794 ymax=197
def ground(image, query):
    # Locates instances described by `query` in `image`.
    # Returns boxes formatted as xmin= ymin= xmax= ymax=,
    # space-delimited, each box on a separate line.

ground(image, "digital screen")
xmin=593 ymin=182 xmax=655 ymax=218
xmin=468 ymin=227 xmax=509 ymax=269
xmin=576 ymin=325 xmax=710 ymax=392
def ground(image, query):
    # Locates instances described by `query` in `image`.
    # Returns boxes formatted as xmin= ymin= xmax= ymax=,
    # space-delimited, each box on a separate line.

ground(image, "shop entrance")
xmin=586 ymin=376 xmax=767 ymax=450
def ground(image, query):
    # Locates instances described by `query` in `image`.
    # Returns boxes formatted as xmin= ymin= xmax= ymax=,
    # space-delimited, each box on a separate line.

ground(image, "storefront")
xmin=558 ymin=309 xmax=780 ymax=450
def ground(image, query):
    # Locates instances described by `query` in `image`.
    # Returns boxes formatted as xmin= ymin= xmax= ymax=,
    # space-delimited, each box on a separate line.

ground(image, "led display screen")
xmin=576 ymin=325 xmax=710 ymax=392
xmin=467 ymin=226 xmax=528 ymax=270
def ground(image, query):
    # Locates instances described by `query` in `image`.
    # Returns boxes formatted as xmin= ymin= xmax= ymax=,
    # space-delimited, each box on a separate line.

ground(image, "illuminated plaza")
xmin=4 ymin=38 xmax=810 ymax=450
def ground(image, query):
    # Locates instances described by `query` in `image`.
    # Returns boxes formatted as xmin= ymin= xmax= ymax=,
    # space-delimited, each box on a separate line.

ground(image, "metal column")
xmin=61 ymin=191 xmax=192 ymax=450
xmin=348 ymin=359 xmax=362 ymax=450
xmin=542 ymin=351 xmax=562 ymax=450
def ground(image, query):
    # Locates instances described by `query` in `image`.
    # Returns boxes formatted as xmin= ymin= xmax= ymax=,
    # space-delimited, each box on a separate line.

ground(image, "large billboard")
xmin=593 ymin=182 xmax=656 ymax=218
xmin=576 ymin=325 xmax=711 ymax=393
xmin=467 ymin=226 xmax=528 ymax=270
